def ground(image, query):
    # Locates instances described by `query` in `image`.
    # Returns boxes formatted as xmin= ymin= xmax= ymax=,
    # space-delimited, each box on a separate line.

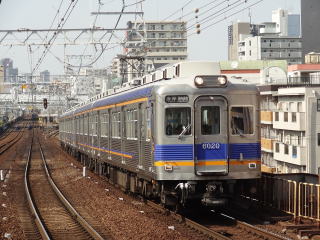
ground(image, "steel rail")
xmin=24 ymin=130 xmax=105 ymax=240
xmin=146 ymin=200 xmax=232 ymax=240
xmin=235 ymin=220 xmax=292 ymax=240
xmin=38 ymin=138 xmax=104 ymax=240
xmin=0 ymin=122 xmax=28 ymax=154
xmin=24 ymin=130 xmax=51 ymax=240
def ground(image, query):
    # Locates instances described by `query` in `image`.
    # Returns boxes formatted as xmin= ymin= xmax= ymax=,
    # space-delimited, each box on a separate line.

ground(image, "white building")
xmin=124 ymin=21 xmax=188 ymax=81
xmin=272 ymin=9 xmax=288 ymax=36
xmin=228 ymin=9 xmax=302 ymax=64
xmin=238 ymin=35 xmax=302 ymax=65
xmin=259 ymin=64 xmax=320 ymax=174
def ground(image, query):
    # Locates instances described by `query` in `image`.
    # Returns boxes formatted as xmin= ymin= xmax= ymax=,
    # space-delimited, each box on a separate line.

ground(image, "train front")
xmin=152 ymin=62 xmax=261 ymax=207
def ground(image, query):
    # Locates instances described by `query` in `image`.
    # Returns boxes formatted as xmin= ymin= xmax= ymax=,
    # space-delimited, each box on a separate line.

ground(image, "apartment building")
xmin=259 ymin=64 xmax=320 ymax=174
xmin=238 ymin=35 xmax=302 ymax=65
xmin=228 ymin=9 xmax=302 ymax=64
xmin=127 ymin=21 xmax=187 ymax=64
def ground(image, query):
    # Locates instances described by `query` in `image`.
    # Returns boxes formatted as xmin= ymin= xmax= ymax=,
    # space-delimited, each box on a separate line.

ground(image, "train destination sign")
xmin=165 ymin=95 xmax=189 ymax=103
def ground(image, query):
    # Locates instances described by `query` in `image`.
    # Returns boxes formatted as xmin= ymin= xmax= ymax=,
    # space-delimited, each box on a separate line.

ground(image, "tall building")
xmin=0 ymin=58 xmax=18 ymax=82
xmin=272 ymin=9 xmax=288 ymax=36
xmin=40 ymin=70 xmax=50 ymax=82
xmin=228 ymin=22 xmax=252 ymax=61
xmin=228 ymin=9 xmax=302 ymax=64
xmin=288 ymin=14 xmax=301 ymax=37
xmin=126 ymin=21 xmax=188 ymax=80
xmin=301 ymin=0 xmax=320 ymax=59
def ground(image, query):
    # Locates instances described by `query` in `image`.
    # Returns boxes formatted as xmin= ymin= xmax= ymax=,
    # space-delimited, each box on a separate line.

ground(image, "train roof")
xmin=60 ymin=61 xmax=258 ymax=119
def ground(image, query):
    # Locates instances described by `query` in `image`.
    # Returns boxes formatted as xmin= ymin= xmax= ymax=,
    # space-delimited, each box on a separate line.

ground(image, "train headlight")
xmin=218 ymin=76 xmax=227 ymax=85
xmin=194 ymin=77 xmax=204 ymax=86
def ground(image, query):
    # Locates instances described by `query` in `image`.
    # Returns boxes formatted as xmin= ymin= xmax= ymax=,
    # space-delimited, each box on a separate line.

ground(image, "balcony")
xmin=261 ymin=42 xmax=280 ymax=48
xmin=273 ymin=142 xmax=306 ymax=166
xmin=261 ymin=138 xmax=273 ymax=152
xmin=261 ymin=52 xmax=281 ymax=58
xmin=273 ymin=111 xmax=305 ymax=131
xmin=280 ymin=52 xmax=302 ymax=58
xmin=280 ymin=42 xmax=301 ymax=48
xmin=261 ymin=111 xmax=273 ymax=124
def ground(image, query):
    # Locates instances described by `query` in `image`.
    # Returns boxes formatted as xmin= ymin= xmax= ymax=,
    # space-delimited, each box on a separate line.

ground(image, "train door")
xmin=194 ymin=96 xmax=228 ymax=175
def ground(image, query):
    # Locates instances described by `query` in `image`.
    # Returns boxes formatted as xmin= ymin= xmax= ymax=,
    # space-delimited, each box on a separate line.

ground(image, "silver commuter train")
xmin=59 ymin=61 xmax=261 ymax=207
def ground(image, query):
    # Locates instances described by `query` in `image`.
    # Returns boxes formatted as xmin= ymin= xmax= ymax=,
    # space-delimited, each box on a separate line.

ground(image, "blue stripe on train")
xmin=229 ymin=143 xmax=261 ymax=159
xmin=154 ymin=143 xmax=261 ymax=161
xmin=154 ymin=144 xmax=193 ymax=161
xmin=195 ymin=143 xmax=227 ymax=160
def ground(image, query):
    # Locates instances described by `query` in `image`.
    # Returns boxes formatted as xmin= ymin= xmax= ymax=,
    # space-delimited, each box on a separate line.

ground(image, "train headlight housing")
xmin=194 ymin=75 xmax=228 ymax=88
xmin=218 ymin=76 xmax=227 ymax=85
xmin=194 ymin=77 xmax=204 ymax=86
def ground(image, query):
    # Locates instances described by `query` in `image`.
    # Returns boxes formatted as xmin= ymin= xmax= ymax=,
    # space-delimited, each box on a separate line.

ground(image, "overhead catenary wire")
xmin=187 ymin=0 xmax=263 ymax=37
xmin=186 ymin=0 xmax=245 ymax=31
xmin=31 ymin=0 xmax=80 ymax=74
xmin=67 ymin=0 xmax=126 ymax=68
xmin=161 ymin=0 xmax=195 ymax=21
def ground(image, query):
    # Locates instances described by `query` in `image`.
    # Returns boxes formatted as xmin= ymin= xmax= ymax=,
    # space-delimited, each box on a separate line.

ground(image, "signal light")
xmin=43 ymin=98 xmax=48 ymax=109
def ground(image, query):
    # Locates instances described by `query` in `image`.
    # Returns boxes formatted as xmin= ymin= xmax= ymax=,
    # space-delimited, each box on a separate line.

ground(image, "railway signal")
xmin=43 ymin=98 xmax=48 ymax=109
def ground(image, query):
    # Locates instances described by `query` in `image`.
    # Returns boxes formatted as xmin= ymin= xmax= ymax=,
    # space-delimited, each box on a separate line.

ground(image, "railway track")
xmin=24 ymin=129 xmax=105 ymax=240
xmin=0 ymin=122 xmax=28 ymax=155
xmin=145 ymin=200 xmax=293 ymax=240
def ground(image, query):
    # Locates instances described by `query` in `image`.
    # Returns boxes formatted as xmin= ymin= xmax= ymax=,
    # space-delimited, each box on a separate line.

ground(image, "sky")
xmin=0 ymin=0 xmax=300 ymax=75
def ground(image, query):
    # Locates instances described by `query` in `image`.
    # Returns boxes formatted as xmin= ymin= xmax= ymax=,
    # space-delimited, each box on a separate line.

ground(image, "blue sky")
xmin=0 ymin=0 xmax=300 ymax=74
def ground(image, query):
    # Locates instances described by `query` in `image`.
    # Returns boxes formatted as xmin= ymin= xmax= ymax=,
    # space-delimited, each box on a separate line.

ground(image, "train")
xmin=59 ymin=61 xmax=261 ymax=208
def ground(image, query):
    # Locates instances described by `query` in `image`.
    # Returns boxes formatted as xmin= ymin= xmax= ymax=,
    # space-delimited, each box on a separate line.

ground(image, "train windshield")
xmin=201 ymin=106 xmax=220 ymax=135
xmin=165 ymin=108 xmax=191 ymax=136
xmin=231 ymin=106 xmax=254 ymax=135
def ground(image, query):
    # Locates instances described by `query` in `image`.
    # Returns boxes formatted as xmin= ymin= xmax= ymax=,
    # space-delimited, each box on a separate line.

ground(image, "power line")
xmin=161 ymin=0 xmax=195 ymax=21
xmin=31 ymin=0 xmax=80 ymax=74
xmin=188 ymin=0 xmax=263 ymax=36
xmin=186 ymin=0 xmax=244 ymax=31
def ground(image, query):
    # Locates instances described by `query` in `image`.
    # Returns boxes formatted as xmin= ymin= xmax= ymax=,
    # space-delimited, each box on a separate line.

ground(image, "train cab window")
xmin=201 ymin=106 xmax=220 ymax=135
xmin=165 ymin=108 xmax=191 ymax=136
xmin=231 ymin=106 xmax=253 ymax=135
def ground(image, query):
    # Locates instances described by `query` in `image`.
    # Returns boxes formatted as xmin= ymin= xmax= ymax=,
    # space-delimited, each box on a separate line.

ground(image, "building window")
xmin=318 ymin=133 xmax=320 ymax=146
xmin=317 ymin=99 xmax=320 ymax=111
xmin=292 ymin=112 xmax=296 ymax=122
xmin=285 ymin=145 xmax=289 ymax=155
xmin=249 ymin=50 xmax=252 ymax=56
xmin=284 ymin=112 xmax=288 ymax=122
xmin=275 ymin=112 xmax=279 ymax=121
xmin=275 ymin=142 xmax=279 ymax=152
xmin=292 ymin=146 xmax=297 ymax=158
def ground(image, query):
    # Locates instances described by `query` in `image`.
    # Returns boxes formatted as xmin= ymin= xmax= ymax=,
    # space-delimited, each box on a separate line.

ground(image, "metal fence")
xmin=242 ymin=175 xmax=320 ymax=221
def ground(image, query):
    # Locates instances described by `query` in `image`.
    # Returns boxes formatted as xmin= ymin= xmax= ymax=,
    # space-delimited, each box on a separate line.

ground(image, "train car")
xmin=59 ymin=61 xmax=261 ymax=207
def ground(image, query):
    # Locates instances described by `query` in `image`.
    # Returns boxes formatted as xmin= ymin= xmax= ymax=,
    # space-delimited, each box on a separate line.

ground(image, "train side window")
xmin=201 ymin=106 xmax=220 ymax=135
xmin=165 ymin=107 xmax=191 ymax=135
xmin=126 ymin=109 xmax=138 ymax=139
xmin=112 ymin=112 xmax=121 ymax=138
xmin=146 ymin=107 xmax=152 ymax=141
xmin=230 ymin=106 xmax=253 ymax=135
xmin=101 ymin=113 xmax=109 ymax=137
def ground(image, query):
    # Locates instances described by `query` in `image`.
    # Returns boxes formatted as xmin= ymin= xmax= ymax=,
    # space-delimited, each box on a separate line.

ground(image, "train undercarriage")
xmin=60 ymin=143 xmax=255 ymax=209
